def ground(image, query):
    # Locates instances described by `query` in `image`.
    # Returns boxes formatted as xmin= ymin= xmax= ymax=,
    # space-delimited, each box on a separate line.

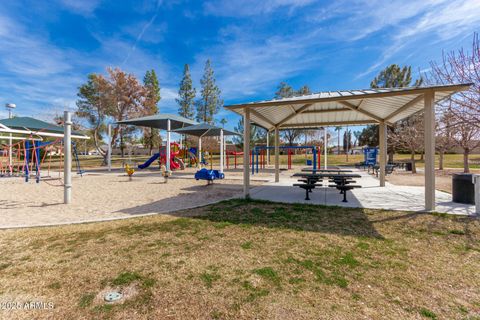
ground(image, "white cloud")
xmin=204 ymin=0 xmax=315 ymax=16
xmin=191 ymin=27 xmax=324 ymax=101
xmin=311 ymin=0 xmax=445 ymax=41
xmin=58 ymin=0 xmax=101 ymax=15
xmin=351 ymin=0 xmax=480 ymax=78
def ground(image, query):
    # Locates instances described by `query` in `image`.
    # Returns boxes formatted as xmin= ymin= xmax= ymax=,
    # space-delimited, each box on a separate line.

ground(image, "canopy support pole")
xmin=198 ymin=137 xmax=202 ymax=168
xmin=107 ymin=124 xmax=112 ymax=172
xmin=274 ymin=126 xmax=279 ymax=182
xmin=64 ymin=111 xmax=72 ymax=204
xmin=243 ymin=108 xmax=251 ymax=198
xmin=166 ymin=119 xmax=171 ymax=172
xmin=220 ymin=129 xmax=224 ymax=173
xmin=424 ymin=90 xmax=436 ymax=211
xmin=324 ymin=127 xmax=328 ymax=169
xmin=266 ymin=131 xmax=270 ymax=166
xmin=379 ymin=121 xmax=387 ymax=187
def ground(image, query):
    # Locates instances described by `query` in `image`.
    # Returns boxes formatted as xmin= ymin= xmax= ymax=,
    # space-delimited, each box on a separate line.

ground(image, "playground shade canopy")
xmin=116 ymin=113 xmax=197 ymax=130
xmin=172 ymin=123 xmax=240 ymax=137
xmin=224 ymin=83 xmax=472 ymax=130
xmin=0 ymin=116 xmax=89 ymax=139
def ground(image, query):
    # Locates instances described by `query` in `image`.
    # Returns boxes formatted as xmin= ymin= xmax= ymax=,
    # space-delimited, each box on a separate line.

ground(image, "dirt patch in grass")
xmin=386 ymin=169 xmax=464 ymax=193
xmin=0 ymin=199 xmax=479 ymax=319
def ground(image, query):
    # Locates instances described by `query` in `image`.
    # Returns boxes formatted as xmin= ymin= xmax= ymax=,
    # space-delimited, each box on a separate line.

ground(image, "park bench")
xmin=355 ymin=161 xmax=367 ymax=169
xmin=374 ymin=164 xmax=395 ymax=177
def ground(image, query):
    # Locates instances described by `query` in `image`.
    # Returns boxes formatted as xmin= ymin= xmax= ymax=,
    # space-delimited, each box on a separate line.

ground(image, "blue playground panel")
xmin=194 ymin=168 xmax=224 ymax=182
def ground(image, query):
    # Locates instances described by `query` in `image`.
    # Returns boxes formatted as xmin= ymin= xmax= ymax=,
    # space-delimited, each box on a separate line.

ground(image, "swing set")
xmin=0 ymin=116 xmax=88 ymax=184
xmin=0 ymin=137 xmax=84 ymax=184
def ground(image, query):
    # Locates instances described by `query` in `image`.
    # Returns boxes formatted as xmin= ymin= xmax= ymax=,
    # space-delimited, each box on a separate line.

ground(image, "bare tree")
xmin=435 ymin=108 xmax=456 ymax=170
xmin=449 ymin=103 xmax=480 ymax=173
xmin=390 ymin=114 xmax=424 ymax=173
xmin=77 ymin=67 xmax=149 ymax=163
xmin=429 ymin=33 xmax=480 ymax=127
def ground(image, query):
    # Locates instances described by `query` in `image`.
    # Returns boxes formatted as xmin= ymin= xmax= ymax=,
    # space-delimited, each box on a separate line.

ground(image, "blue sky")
xmin=0 ymin=0 xmax=479 ymax=134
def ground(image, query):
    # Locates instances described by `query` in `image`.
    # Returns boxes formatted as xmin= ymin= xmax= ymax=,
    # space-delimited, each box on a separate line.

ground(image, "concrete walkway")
xmin=250 ymin=169 xmax=476 ymax=215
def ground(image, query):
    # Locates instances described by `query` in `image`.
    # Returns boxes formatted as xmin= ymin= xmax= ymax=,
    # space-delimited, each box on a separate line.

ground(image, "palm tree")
xmin=334 ymin=126 xmax=342 ymax=155
xmin=219 ymin=118 xmax=227 ymax=128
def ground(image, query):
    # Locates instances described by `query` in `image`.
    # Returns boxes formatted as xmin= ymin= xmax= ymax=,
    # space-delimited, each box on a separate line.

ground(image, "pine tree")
xmin=274 ymin=82 xmax=311 ymax=145
xmin=370 ymin=64 xmax=423 ymax=88
xmin=143 ymin=69 xmax=161 ymax=154
xmin=369 ymin=64 xmax=423 ymax=163
xmin=176 ymin=64 xmax=196 ymax=119
xmin=197 ymin=59 xmax=223 ymax=124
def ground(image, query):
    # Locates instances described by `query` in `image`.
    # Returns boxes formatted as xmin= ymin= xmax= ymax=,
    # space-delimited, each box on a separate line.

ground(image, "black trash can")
xmin=452 ymin=173 xmax=475 ymax=204
xmin=405 ymin=162 xmax=413 ymax=171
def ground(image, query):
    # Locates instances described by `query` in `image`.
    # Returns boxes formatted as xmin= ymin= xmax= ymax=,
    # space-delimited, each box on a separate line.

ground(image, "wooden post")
xmin=379 ymin=121 xmax=387 ymax=187
xmin=275 ymin=126 xmax=280 ymax=182
xmin=324 ymin=127 xmax=328 ymax=169
xmin=424 ymin=91 xmax=435 ymax=211
xmin=243 ymin=108 xmax=250 ymax=198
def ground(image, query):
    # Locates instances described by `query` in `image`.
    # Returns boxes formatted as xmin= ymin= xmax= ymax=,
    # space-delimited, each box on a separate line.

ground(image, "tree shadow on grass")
xmin=114 ymin=184 xmax=383 ymax=238
xmin=189 ymin=198 xmax=384 ymax=238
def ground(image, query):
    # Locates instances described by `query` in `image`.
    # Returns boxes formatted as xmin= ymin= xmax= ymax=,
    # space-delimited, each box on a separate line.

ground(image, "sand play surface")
xmin=0 ymin=168 xmax=264 ymax=228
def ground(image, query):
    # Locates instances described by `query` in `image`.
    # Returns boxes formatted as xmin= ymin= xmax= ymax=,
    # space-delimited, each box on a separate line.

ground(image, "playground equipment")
xmin=251 ymin=145 xmax=321 ymax=175
xmin=172 ymin=123 xmax=240 ymax=174
xmin=125 ymin=164 xmax=135 ymax=181
xmin=0 ymin=112 xmax=89 ymax=204
xmin=138 ymin=142 xmax=184 ymax=171
xmin=194 ymin=168 xmax=224 ymax=185
xmin=188 ymin=147 xmax=198 ymax=167
xmin=226 ymin=151 xmax=243 ymax=169
xmin=0 ymin=137 xmax=83 ymax=183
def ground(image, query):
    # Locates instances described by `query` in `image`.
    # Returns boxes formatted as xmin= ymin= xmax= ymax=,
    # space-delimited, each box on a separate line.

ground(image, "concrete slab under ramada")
xmin=249 ymin=169 xmax=476 ymax=216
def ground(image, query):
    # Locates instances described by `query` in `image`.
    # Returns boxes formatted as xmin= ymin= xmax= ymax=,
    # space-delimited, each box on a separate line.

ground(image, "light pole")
xmin=5 ymin=103 xmax=16 ymax=175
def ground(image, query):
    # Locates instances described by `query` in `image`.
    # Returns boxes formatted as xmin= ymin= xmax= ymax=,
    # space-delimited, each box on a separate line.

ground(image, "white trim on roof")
xmin=0 ymin=126 xmax=89 ymax=140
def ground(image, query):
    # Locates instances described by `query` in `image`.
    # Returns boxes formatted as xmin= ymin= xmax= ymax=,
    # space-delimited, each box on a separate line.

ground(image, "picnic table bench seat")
xmin=328 ymin=184 xmax=362 ymax=202
xmin=293 ymin=183 xmax=322 ymax=200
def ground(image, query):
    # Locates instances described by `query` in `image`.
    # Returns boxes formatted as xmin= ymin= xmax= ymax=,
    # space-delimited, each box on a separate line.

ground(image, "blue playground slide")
xmin=138 ymin=153 xmax=160 ymax=169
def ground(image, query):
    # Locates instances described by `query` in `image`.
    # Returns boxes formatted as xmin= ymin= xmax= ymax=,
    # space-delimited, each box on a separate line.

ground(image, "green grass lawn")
xmin=0 ymin=199 xmax=479 ymax=319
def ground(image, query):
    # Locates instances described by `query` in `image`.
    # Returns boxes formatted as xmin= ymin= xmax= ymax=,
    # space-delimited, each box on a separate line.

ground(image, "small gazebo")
xmin=173 ymin=123 xmax=240 ymax=172
xmin=224 ymin=83 xmax=472 ymax=211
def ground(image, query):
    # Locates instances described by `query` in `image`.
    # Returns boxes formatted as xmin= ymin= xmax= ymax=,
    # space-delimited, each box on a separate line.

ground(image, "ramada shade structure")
xmin=117 ymin=113 xmax=197 ymax=172
xmin=224 ymin=83 xmax=472 ymax=211
xmin=173 ymin=123 xmax=240 ymax=172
